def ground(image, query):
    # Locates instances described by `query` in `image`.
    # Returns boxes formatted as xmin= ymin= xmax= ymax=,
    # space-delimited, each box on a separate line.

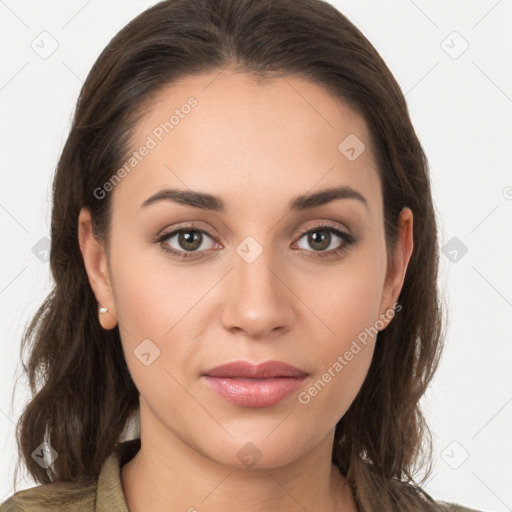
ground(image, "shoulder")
xmin=0 ymin=438 xmax=140 ymax=512
xmin=394 ymin=479 xmax=483 ymax=512
xmin=0 ymin=480 xmax=97 ymax=511
xmin=435 ymin=501 xmax=484 ymax=512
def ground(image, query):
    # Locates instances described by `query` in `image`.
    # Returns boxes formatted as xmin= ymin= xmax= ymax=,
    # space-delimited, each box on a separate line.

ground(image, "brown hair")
xmin=12 ymin=0 xmax=444 ymax=510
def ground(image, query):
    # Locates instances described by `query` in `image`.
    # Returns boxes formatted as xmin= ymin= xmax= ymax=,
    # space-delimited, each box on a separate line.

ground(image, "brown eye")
xmin=293 ymin=222 xmax=356 ymax=260
xmin=304 ymin=230 xmax=332 ymax=251
xmin=176 ymin=230 xmax=203 ymax=251
xmin=156 ymin=226 xmax=218 ymax=260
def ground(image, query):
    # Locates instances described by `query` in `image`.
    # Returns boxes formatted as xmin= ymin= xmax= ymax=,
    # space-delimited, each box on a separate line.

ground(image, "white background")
xmin=1 ymin=1 xmax=511 ymax=510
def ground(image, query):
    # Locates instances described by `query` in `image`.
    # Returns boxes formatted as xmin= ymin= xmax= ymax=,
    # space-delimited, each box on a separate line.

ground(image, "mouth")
xmin=202 ymin=360 xmax=308 ymax=408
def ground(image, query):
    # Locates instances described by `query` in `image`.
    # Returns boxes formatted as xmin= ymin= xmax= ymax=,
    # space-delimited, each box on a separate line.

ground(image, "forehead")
xmin=112 ymin=70 xmax=382 ymax=220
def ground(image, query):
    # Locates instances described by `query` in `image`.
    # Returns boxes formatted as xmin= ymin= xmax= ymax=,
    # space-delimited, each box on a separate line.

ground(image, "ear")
xmin=378 ymin=207 xmax=414 ymax=328
xmin=78 ymin=207 xmax=117 ymax=330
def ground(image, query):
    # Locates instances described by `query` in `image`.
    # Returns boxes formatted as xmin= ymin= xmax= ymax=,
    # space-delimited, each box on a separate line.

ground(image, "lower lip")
xmin=203 ymin=376 xmax=306 ymax=408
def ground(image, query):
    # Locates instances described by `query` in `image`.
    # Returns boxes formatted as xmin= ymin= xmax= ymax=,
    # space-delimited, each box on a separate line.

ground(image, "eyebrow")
xmin=139 ymin=185 xmax=368 ymax=212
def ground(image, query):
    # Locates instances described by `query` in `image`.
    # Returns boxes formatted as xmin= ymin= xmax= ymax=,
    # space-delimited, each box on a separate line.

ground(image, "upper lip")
xmin=203 ymin=360 xmax=308 ymax=378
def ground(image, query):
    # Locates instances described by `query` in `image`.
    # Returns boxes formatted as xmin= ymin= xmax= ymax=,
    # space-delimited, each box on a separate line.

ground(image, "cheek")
xmin=295 ymin=292 xmax=379 ymax=432
xmin=107 ymin=235 xmax=217 ymax=387
xmin=109 ymin=257 xmax=211 ymax=419
xmin=313 ymin=244 xmax=386 ymax=343
xmin=295 ymin=246 xmax=385 ymax=418
xmin=109 ymin=234 xmax=209 ymax=337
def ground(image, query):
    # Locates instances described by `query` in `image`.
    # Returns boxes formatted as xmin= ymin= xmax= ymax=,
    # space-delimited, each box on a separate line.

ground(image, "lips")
xmin=202 ymin=360 xmax=308 ymax=408
xmin=203 ymin=360 xmax=308 ymax=379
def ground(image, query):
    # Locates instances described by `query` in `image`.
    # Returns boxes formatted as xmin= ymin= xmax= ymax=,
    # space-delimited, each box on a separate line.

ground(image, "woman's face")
xmin=81 ymin=70 xmax=412 ymax=469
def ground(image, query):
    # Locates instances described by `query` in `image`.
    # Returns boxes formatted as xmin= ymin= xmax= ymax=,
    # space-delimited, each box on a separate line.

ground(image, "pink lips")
xmin=202 ymin=360 xmax=308 ymax=408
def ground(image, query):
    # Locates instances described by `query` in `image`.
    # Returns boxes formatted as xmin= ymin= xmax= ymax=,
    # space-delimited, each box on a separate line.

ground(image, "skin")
xmin=78 ymin=69 xmax=413 ymax=512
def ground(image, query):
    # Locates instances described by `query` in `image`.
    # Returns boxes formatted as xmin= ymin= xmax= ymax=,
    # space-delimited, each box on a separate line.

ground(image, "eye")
xmin=293 ymin=222 xmax=356 ymax=259
xmin=156 ymin=224 xmax=220 ymax=260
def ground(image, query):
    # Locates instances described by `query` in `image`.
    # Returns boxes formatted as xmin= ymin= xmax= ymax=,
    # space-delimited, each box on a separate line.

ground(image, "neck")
xmin=121 ymin=408 xmax=356 ymax=512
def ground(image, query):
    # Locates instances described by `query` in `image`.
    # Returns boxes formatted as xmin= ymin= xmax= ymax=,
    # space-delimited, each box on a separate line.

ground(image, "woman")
xmin=1 ymin=0 xmax=481 ymax=510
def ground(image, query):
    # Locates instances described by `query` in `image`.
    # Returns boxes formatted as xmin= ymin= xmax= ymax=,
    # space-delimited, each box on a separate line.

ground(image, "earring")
xmin=97 ymin=305 xmax=117 ymax=330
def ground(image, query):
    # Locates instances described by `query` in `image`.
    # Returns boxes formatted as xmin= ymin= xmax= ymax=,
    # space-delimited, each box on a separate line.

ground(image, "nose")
xmin=220 ymin=243 xmax=295 ymax=340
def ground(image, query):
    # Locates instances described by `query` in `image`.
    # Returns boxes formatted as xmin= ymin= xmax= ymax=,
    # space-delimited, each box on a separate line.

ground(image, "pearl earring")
xmin=99 ymin=306 xmax=108 ymax=314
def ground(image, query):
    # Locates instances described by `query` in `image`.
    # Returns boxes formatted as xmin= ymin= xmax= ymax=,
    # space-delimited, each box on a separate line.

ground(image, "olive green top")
xmin=0 ymin=438 xmax=482 ymax=511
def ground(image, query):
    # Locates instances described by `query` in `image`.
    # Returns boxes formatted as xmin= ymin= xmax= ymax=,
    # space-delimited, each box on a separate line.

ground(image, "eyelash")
xmin=155 ymin=221 xmax=356 ymax=261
